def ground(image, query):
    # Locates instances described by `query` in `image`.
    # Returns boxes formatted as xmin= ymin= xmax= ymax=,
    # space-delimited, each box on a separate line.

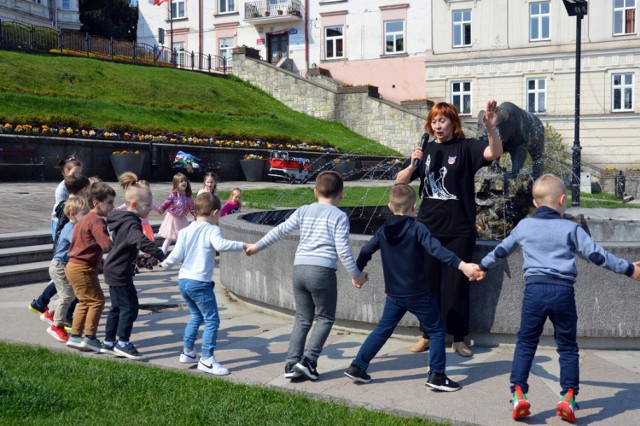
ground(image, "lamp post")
xmin=563 ymin=0 xmax=588 ymax=207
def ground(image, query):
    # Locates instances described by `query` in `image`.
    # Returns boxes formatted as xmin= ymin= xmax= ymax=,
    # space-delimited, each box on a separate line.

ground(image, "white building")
xmin=0 ymin=0 xmax=81 ymax=31
xmin=134 ymin=1 xmax=639 ymax=170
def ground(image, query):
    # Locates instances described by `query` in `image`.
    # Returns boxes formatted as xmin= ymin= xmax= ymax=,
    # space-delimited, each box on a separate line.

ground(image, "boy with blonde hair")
xmin=246 ymin=171 xmax=368 ymax=381
xmin=102 ymin=174 xmax=166 ymax=360
xmin=161 ymin=193 xmax=247 ymax=375
xmin=46 ymin=196 xmax=89 ymax=342
xmin=479 ymin=174 xmax=640 ymax=422
xmin=345 ymin=183 xmax=480 ymax=391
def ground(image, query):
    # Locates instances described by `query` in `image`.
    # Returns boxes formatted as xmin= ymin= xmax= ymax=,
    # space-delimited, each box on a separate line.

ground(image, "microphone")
xmin=412 ymin=133 xmax=429 ymax=168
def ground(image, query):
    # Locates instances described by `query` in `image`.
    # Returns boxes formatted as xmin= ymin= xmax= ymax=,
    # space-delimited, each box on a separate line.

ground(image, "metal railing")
xmin=244 ymin=0 xmax=303 ymax=19
xmin=0 ymin=19 xmax=227 ymax=75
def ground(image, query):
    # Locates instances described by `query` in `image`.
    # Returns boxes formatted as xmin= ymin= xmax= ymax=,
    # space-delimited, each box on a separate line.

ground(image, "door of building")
xmin=267 ymin=32 xmax=288 ymax=64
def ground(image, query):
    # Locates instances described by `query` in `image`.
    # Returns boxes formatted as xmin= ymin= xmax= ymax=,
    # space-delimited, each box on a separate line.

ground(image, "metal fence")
xmin=0 ymin=19 xmax=227 ymax=74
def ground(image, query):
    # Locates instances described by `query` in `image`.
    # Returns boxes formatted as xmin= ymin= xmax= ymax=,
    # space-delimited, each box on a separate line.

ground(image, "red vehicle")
xmin=268 ymin=150 xmax=310 ymax=183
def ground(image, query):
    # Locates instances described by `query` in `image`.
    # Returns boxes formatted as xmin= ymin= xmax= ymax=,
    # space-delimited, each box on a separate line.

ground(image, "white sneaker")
xmin=197 ymin=356 xmax=230 ymax=376
xmin=179 ymin=350 xmax=198 ymax=364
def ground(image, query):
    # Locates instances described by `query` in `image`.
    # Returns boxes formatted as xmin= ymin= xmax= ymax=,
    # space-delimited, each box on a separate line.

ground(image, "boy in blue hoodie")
xmin=478 ymin=174 xmax=640 ymax=423
xmin=344 ymin=183 xmax=480 ymax=392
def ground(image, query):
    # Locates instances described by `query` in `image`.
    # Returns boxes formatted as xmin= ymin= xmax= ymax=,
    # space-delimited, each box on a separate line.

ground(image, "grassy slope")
xmin=0 ymin=50 xmax=398 ymax=156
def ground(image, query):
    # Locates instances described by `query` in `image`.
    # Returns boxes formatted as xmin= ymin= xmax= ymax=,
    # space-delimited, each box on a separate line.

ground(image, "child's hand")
xmin=245 ymin=243 xmax=260 ymax=256
xmin=352 ymin=272 xmax=368 ymax=288
xmin=632 ymin=261 xmax=640 ymax=281
xmin=460 ymin=261 xmax=482 ymax=281
xmin=474 ymin=265 xmax=486 ymax=282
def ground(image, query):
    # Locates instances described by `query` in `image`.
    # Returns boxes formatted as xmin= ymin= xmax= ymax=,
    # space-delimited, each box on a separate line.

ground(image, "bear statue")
xmin=478 ymin=101 xmax=545 ymax=178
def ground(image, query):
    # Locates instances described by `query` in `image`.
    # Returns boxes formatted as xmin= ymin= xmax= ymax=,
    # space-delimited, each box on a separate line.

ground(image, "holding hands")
xmin=352 ymin=272 xmax=369 ymax=289
xmin=459 ymin=261 xmax=486 ymax=282
xmin=245 ymin=243 xmax=260 ymax=256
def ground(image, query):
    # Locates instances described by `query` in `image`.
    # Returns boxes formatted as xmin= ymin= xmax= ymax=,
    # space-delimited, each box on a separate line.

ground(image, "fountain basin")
xmin=220 ymin=210 xmax=640 ymax=348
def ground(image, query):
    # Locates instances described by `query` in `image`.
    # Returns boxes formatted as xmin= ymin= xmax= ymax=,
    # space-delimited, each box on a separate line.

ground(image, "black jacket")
xmin=104 ymin=210 xmax=166 ymax=286
xmin=356 ymin=215 xmax=461 ymax=297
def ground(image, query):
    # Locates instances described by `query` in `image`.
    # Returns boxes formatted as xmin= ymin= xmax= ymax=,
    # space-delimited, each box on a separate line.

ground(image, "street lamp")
xmin=563 ymin=0 xmax=588 ymax=206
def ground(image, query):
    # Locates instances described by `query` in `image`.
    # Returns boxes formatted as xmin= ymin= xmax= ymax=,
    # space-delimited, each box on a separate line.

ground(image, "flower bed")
xmin=0 ymin=122 xmax=339 ymax=153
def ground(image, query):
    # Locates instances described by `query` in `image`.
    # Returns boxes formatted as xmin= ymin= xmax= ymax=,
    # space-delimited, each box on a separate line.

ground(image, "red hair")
xmin=425 ymin=102 xmax=466 ymax=139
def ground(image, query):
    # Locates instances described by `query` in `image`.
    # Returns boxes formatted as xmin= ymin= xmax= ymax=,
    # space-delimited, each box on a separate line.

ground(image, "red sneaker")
xmin=511 ymin=385 xmax=531 ymax=420
xmin=47 ymin=324 xmax=69 ymax=343
xmin=40 ymin=308 xmax=54 ymax=325
xmin=556 ymin=388 xmax=579 ymax=423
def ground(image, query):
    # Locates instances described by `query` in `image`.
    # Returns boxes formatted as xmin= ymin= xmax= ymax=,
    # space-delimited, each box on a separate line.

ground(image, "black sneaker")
xmin=28 ymin=300 xmax=46 ymax=316
xmin=114 ymin=341 xmax=143 ymax=361
xmin=344 ymin=363 xmax=371 ymax=383
xmin=425 ymin=371 xmax=461 ymax=392
xmin=100 ymin=341 xmax=116 ymax=355
xmin=284 ymin=362 xmax=303 ymax=379
xmin=294 ymin=357 xmax=319 ymax=381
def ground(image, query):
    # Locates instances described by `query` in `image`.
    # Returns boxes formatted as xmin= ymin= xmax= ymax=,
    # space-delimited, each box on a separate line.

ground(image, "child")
xmin=220 ymin=188 xmax=242 ymax=217
xmin=344 ymin=184 xmax=479 ymax=391
xmin=30 ymin=173 xmax=91 ymax=326
xmin=65 ymin=181 xmax=115 ymax=353
xmin=157 ymin=173 xmax=194 ymax=255
xmin=245 ymin=171 xmax=368 ymax=380
xmin=115 ymin=172 xmax=158 ymax=242
xmin=478 ymin=174 xmax=640 ymax=422
xmin=46 ymin=197 xmax=90 ymax=342
xmin=102 ymin=173 xmax=166 ymax=360
xmin=160 ymin=192 xmax=247 ymax=375
xmin=50 ymin=154 xmax=82 ymax=239
xmin=197 ymin=171 xmax=219 ymax=197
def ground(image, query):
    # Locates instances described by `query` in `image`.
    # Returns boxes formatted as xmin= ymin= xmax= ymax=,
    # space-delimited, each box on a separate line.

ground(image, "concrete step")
xmin=0 ymin=231 xmax=52 ymax=249
xmin=0 ymin=243 xmax=53 ymax=267
xmin=0 ymin=260 xmax=50 ymax=288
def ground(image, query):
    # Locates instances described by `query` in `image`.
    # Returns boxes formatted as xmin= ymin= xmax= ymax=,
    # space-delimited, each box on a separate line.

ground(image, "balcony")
xmin=244 ymin=0 xmax=304 ymax=24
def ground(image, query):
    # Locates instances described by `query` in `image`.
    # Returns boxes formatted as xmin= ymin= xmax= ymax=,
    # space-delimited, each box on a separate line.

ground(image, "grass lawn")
xmin=0 ymin=343 xmax=443 ymax=425
xmin=0 ymin=50 xmax=398 ymax=156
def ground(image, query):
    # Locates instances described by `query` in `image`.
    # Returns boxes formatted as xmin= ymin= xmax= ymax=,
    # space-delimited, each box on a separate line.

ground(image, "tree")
xmin=79 ymin=0 xmax=138 ymax=41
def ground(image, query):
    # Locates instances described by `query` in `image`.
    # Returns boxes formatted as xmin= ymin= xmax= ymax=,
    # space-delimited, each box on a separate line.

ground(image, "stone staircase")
xmin=0 ymin=224 xmax=163 ymax=288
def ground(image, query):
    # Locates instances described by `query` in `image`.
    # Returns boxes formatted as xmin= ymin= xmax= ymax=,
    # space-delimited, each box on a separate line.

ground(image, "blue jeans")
xmin=511 ymin=284 xmax=579 ymax=395
xmin=178 ymin=279 xmax=220 ymax=358
xmin=353 ymin=292 xmax=447 ymax=375
xmin=287 ymin=265 xmax=337 ymax=365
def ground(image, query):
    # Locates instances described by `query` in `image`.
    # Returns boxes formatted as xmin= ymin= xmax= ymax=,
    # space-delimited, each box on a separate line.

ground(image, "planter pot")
xmin=110 ymin=154 xmax=146 ymax=179
xmin=240 ymin=159 xmax=265 ymax=181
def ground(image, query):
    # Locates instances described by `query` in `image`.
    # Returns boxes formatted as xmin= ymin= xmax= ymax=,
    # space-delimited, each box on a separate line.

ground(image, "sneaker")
xmin=47 ymin=324 xmax=69 ymax=343
xmin=425 ymin=371 xmax=461 ymax=392
xmin=82 ymin=337 xmax=103 ymax=353
xmin=28 ymin=300 xmax=46 ymax=316
xmin=344 ymin=363 xmax=371 ymax=384
xmin=197 ymin=356 xmax=230 ymax=376
xmin=284 ymin=362 xmax=303 ymax=379
xmin=39 ymin=309 xmax=54 ymax=325
xmin=63 ymin=322 xmax=73 ymax=333
xmin=410 ymin=337 xmax=430 ymax=353
xmin=114 ymin=341 xmax=144 ymax=360
xmin=452 ymin=341 xmax=473 ymax=357
xmin=294 ymin=358 xmax=319 ymax=381
xmin=556 ymin=389 xmax=579 ymax=423
xmin=179 ymin=349 xmax=198 ymax=364
xmin=511 ymin=385 xmax=531 ymax=420
xmin=100 ymin=341 xmax=116 ymax=355
xmin=66 ymin=335 xmax=84 ymax=350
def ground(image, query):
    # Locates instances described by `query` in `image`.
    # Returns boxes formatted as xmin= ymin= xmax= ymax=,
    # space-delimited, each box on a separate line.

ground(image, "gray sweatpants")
xmin=286 ymin=265 xmax=338 ymax=365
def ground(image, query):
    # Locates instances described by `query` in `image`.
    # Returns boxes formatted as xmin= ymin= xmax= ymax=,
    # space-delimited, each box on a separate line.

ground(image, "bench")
xmin=0 ymin=147 xmax=45 ymax=181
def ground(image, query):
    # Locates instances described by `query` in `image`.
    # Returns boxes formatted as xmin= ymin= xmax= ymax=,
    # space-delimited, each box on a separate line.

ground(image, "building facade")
xmin=0 ymin=0 xmax=81 ymax=31
xmin=428 ymin=0 xmax=640 ymax=170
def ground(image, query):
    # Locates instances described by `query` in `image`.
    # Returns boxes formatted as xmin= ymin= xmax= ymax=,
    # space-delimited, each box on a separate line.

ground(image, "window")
xmin=384 ymin=20 xmax=405 ymax=54
xmin=527 ymin=78 xmax=546 ymax=113
xmin=452 ymin=9 xmax=471 ymax=47
xmin=325 ymin=26 xmax=344 ymax=59
xmin=219 ymin=37 xmax=234 ymax=68
xmin=614 ymin=0 xmax=636 ymax=35
xmin=612 ymin=73 xmax=634 ymax=111
xmin=172 ymin=0 xmax=186 ymax=19
xmin=530 ymin=2 xmax=550 ymax=40
xmin=451 ymin=81 xmax=471 ymax=114
xmin=173 ymin=42 xmax=185 ymax=67
xmin=219 ymin=0 xmax=235 ymax=13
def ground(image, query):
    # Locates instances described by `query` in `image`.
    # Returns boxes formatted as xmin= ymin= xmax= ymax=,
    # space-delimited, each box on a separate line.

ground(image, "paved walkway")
xmin=1 ymin=180 xmax=640 ymax=425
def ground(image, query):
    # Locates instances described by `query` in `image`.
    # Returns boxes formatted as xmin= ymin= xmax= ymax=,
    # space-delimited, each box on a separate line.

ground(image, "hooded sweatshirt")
xmin=357 ymin=215 xmax=462 ymax=298
xmin=104 ymin=210 xmax=166 ymax=287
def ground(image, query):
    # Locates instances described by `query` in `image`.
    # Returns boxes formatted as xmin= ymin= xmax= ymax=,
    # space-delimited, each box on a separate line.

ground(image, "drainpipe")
xmin=304 ymin=0 xmax=309 ymax=73
xmin=199 ymin=0 xmax=203 ymax=68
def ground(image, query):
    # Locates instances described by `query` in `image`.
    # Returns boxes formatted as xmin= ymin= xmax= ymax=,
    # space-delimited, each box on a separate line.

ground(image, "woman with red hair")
xmin=396 ymin=100 xmax=502 ymax=357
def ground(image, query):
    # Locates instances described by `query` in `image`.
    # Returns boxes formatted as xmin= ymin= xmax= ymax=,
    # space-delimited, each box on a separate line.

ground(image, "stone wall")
xmin=232 ymin=47 xmax=426 ymax=155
